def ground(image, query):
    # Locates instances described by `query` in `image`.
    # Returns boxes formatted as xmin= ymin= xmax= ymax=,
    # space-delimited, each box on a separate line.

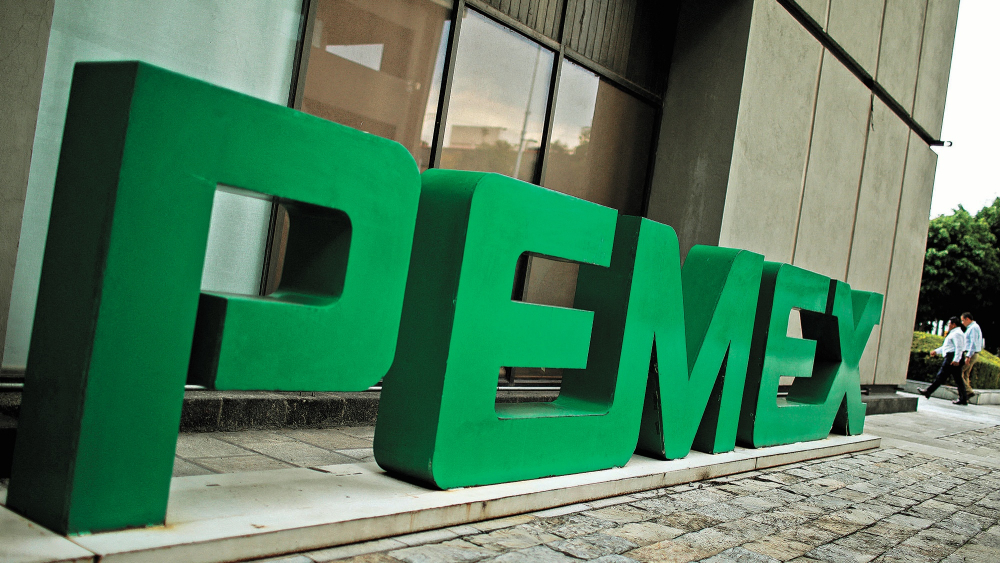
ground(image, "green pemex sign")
xmin=7 ymin=62 xmax=882 ymax=535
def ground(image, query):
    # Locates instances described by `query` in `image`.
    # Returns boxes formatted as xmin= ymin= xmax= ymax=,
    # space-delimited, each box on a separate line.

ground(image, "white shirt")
xmin=964 ymin=321 xmax=984 ymax=355
xmin=935 ymin=327 xmax=966 ymax=359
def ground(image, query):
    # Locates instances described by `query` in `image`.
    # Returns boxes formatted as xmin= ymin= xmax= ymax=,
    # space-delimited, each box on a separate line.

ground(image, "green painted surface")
xmin=738 ymin=264 xmax=882 ymax=447
xmin=374 ymin=170 xmax=627 ymax=488
xmin=7 ymin=62 xmax=885 ymax=534
xmin=635 ymin=242 xmax=764 ymax=460
xmin=7 ymin=61 xmax=418 ymax=534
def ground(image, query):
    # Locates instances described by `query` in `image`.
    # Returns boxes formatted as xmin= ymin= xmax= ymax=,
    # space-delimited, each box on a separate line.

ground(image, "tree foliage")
xmin=918 ymin=198 xmax=1000 ymax=343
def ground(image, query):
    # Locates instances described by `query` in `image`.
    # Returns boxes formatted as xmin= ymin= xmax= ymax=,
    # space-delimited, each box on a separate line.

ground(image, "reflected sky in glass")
xmin=440 ymin=9 xmax=552 ymax=181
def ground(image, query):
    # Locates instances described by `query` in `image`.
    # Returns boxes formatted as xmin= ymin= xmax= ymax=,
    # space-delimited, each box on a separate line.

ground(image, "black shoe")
xmin=952 ymin=400 xmax=969 ymax=405
xmin=918 ymin=388 xmax=930 ymax=397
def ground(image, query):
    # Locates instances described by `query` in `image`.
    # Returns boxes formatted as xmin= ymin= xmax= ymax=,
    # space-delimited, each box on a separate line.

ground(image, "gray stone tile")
xmin=483 ymin=545 xmax=579 ymax=563
xmin=602 ymin=522 xmax=684 ymax=546
xmin=236 ymin=439 xmax=362 ymax=467
xmin=466 ymin=525 xmax=560 ymax=551
xmin=337 ymin=448 xmax=376 ymax=463
xmin=285 ymin=428 xmax=373 ymax=450
xmin=175 ymin=433 xmax=252 ymax=457
xmin=389 ymin=539 xmax=497 ymax=563
xmin=691 ymin=502 xmax=752 ymax=522
xmin=935 ymin=510 xmax=995 ymax=536
xmin=191 ymin=453 xmax=296 ymax=473
xmin=525 ymin=513 xmax=616 ymax=539
xmin=591 ymin=556 xmax=639 ymax=563
xmin=655 ymin=511 xmax=722 ymax=532
xmin=703 ymin=546 xmax=782 ymax=563
xmin=804 ymin=542 xmax=877 ymax=563
xmin=742 ymin=535 xmax=814 ymax=561
xmin=941 ymin=542 xmax=1000 ymax=563
xmin=584 ymin=505 xmax=656 ymax=524
xmin=173 ymin=456 xmax=216 ymax=477
xmin=548 ymin=532 xmax=638 ymax=559
xmin=624 ymin=539 xmax=716 ymax=562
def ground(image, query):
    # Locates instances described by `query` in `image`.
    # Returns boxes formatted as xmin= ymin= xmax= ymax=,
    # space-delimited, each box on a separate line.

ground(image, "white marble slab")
xmin=0 ymin=504 xmax=95 ymax=563
xmin=2 ymin=434 xmax=879 ymax=563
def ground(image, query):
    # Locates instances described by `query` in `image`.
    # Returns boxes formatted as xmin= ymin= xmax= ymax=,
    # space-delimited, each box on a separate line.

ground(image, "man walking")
xmin=920 ymin=316 xmax=969 ymax=405
xmin=961 ymin=312 xmax=984 ymax=399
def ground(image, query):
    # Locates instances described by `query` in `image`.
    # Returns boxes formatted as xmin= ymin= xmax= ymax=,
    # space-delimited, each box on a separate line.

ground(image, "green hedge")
xmin=908 ymin=331 xmax=1000 ymax=389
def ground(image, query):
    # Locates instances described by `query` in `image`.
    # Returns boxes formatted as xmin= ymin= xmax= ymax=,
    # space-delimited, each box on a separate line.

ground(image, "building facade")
xmin=1 ymin=0 xmax=959 ymax=393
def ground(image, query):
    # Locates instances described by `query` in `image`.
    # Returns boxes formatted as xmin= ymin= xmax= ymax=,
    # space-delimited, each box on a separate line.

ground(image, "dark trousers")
xmin=923 ymin=352 xmax=969 ymax=403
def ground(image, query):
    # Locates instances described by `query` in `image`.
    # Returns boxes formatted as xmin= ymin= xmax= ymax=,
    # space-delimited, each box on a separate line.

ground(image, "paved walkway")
xmin=216 ymin=393 xmax=1000 ymax=563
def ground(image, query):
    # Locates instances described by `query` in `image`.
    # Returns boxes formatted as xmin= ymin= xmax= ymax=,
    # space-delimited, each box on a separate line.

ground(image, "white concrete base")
xmin=1 ymin=434 xmax=879 ymax=563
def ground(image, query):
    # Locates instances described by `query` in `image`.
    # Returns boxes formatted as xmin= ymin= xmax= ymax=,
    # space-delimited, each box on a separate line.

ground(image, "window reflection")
xmin=301 ymin=0 xmax=452 ymax=171
xmin=522 ymin=61 xmax=656 ymax=310
xmin=439 ymin=10 xmax=553 ymax=182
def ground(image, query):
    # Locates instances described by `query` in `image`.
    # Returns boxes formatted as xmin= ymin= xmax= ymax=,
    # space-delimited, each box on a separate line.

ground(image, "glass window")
xmin=522 ymin=60 xmax=656 ymax=309
xmin=301 ymin=0 xmax=452 ymax=171
xmin=438 ymin=10 xmax=554 ymax=182
xmin=3 ymin=0 xmax=303 ymax=369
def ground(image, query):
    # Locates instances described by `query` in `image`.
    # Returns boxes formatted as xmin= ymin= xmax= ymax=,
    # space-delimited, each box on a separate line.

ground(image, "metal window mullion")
xmin=429 ymin=0 xmax=468 ymax=169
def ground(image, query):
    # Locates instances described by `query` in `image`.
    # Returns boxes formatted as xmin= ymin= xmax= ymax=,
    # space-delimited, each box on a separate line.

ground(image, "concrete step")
xmin=900 ymin=379 xmax=1000 ymax=405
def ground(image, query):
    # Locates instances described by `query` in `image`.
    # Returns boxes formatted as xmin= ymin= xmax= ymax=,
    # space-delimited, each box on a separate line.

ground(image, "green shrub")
xmin=908 ymin=331 xmax=1000 ymax=389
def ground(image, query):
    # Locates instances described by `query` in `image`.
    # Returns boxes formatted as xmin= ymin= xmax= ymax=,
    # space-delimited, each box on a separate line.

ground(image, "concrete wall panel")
xmin=827 ymin=0 xmax=885 ymax=77
xmin=847 ymin=99 xmax=910 ymax=385
xmin=646 ymin=0 xmax=755 ymax=258
xmin=875 ymin=133 xmax=937 ymax=385
xmin=792 ymin=52 xmax=870 ymax=280
xmin=717 ymin=0 xmax=823 ymax=263
xmin=795 ymin=0 xmax=830 ymax=27
xmin=912 ymin=0 xmax=959 ymax=138
xmin=876 ymin=0 xmax=927 ymax=112
xmin=0 ymin=0 xmax=54 ymax=368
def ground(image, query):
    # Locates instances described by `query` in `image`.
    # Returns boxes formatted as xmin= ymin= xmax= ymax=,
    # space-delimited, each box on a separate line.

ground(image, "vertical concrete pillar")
xmin=645 ymin=0 xmax=755 ymax=260
xmin=846 ymin=99 xmax=910 ymax=385
xmin=715 ymin=0 xmax=824 ymax=263
xmin=875 ymin=133 xmax=937 ymax=385
xmin=791 ymin=52 xmax=870 ymax=281
xmin=0 ymin=1 xmax=54 ymax=368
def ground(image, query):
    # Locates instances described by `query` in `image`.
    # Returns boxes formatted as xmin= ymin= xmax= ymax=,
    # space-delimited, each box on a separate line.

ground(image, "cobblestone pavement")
xmin=249 ymin=394 xmax=1000 ymax=563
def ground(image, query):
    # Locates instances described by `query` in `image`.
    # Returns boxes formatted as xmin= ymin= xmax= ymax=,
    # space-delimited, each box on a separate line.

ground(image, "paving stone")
xmin=590 ymin=555 xmax=639 ymax=563
xmin=589 ymin=495 xmax=638 ymax=509
xmin=834 ymin=531 xmax=900 ymax=554
xmin=655 ymin=511 xmax=722 ymax=532
xmin=727 ymin=495 xmax=784 ymax=514
xmin=547 ymin=532 xmax=638 ymax=559
xmin=602 ymin=522 xmax=684 ymax=546
xmin=742 ymin=535 xmax=813 ymax=561
xmin=191 ymin=453 xmax=296 ymax=473
xmin=747 ymin=508 xmax=814 ymax=528
xmin=326 ymin=554 xmax=402 ymax=563
xmin=173 ymin=456 xmax=216 ymax=477
xmin=862 ymin=521 xmax=919 ymax=544
xmin=753 ymin=488 xmax=808 ymax=506
xmin=482 ymin=545 xmax=579 ymax=563
xmin=389 ymin=539 xmax=498 ymax=563
xmin=471 ymin=515 xmax=536 ymax=533
xmin=631 ymin=496 xmax=691 ymax=515
xmin=883 ymin=512 xmax=936 ymax=530
xmin=905 ymin=499 xmax=961 ymax=522
xmin=466 ymin=525 xmax=560 ymax=550
xmin=785 ymin=468 xmax=825 ymax=480
xmin=526 ymin=513 xmax=617 ymax=539
xmin=969 ymin=529 xmax=1000 ymax=549
xmin=715 ymin=518 xmax=776 ymax=543
xmin=756 ymin=473 xmax=804 ymax=486
xmin=935 ymin=510 xmax=995 ymax=536
xmin=799 ymin=494 xmax=853 ymax=510
xmin=901 ymin=527 xmax=965 ymax=557
xmin=396 ymin=529 xmax=460 ymax=547
xmin=674 ymin=527 xmax=742 ymax=556
xmin=877 ymin=494 xmax=920 ymax=509
xmin=873 ymin=544 xmax=941 ymax=563
xmin=624 ymin=539 xmax=715 ymax=562
xmin=804 ymin=542 xmax=877 ymax=563
xmin=673 ymin=488 xmax=736 ymax=507
xmin=786 ymin=478 xmax=846 ymax=497
xmin=809 ymin=515 xmax=864 ymax=536
xmin=284 ymin=428 xmax=372 ymax=450
xmin=703 ymin=546 xmax=782 ymax=563
xmin=176 ymin=434 xmax=253 ymax=457
xmin=584 ymin=505 xmax=656 ymax=524
xmin=940 ymin=542 xmax=999 ymax=563
xmin=691 ymin=502 xmax=752 ymax=522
